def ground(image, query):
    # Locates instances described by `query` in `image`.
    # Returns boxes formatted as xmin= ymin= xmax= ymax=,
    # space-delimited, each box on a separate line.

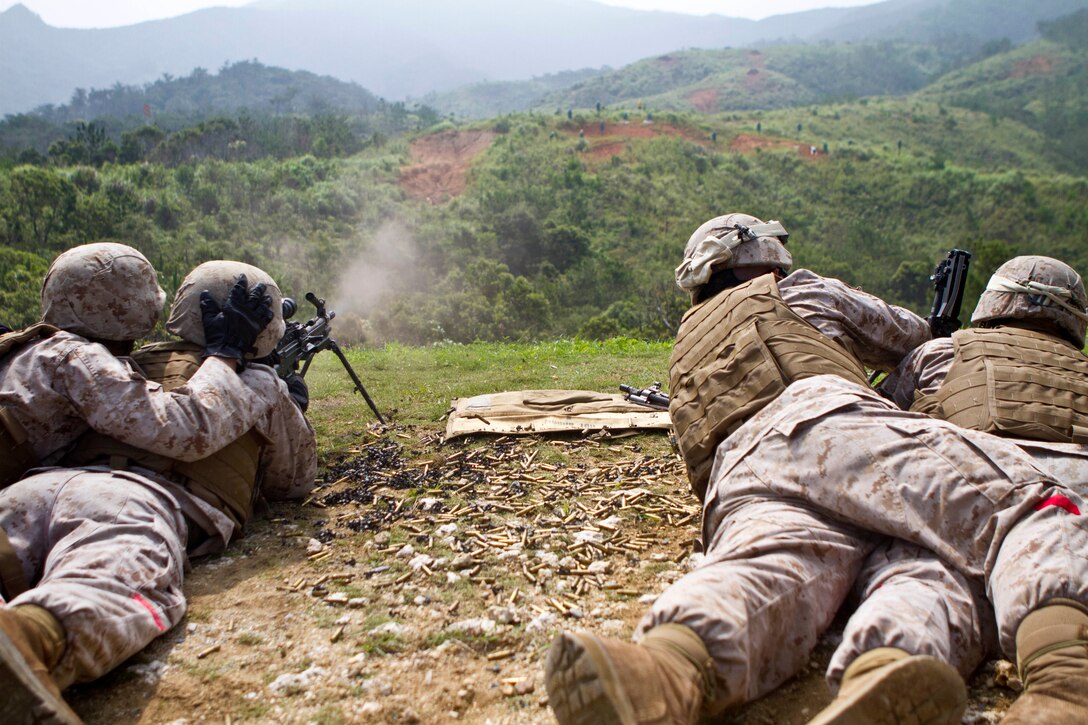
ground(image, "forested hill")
xmin=1 ymin=0 xmax=1086 ymax=116
xmin=0 ymin=61 xmax=440 ymax=163
xmin=1 ymin=10 xmax=1086 ymax=347
xmin=920 ymin=11 xmax=1088 ymax=172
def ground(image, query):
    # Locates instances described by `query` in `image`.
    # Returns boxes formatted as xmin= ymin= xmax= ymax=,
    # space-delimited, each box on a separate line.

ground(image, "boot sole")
xmin=545 ymin=631 xmax=637 ymax=725
xmin=0 ymin=628 xmax=82 ymax=725
xmin=808 ymin=656 xmax=966 ymax=725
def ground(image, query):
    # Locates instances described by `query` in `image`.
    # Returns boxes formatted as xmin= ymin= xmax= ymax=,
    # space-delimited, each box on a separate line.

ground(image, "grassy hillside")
xmin=919 ymin=13 xmax=1088 ymax=170
xmin=424 ymin=68 xmax=604 ymax=121
xmin=539 ymin=42 xmax=971 ymax=114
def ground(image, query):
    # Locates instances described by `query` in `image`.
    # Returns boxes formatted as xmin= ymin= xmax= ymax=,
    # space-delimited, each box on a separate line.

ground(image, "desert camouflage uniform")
xmin=638 ymin=270 xmax=938 ymax=711
xmin=828 ymin=333 xmax=1088 ymax=689
xmin=0 ymin=333 xmax=316 ymax=687
xmin=638 ymin=270 xmax=1088 ymax=713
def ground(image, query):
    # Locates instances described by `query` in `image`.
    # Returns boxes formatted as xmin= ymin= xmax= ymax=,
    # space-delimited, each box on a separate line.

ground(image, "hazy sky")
xmin=0 ymin=0 xmax=879 ymax=28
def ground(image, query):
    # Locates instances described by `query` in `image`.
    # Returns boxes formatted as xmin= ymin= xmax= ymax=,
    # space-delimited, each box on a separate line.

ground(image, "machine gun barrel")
xmin=275 ymin=293 xmax=386 ymax=424
xmin=620 ymin=382 xmax=670 ymax=411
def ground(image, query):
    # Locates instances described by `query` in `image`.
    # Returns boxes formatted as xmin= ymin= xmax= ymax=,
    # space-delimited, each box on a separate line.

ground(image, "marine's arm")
xmin=240 ymin=364 xmax=318 ymax=500
xmin=878 ymin=337 xmax=956 ymax=409
xmin=59 ymin=341 xmax=266 ymax=462
xmin=779 ymin=270 xmax=932 ymax=371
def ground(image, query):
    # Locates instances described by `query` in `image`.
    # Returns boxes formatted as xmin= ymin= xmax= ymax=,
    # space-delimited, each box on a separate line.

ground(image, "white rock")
xmin=599 ymin=619 xmax=626 ymax=634
xmin=558 ymin=556 xmax=579 ymax=570
xmin=497 ymin=548 xmax=522 ymax=560
xmin=348 ymin=597 xmax=369 ymax=608
xmin=408 ymin=554 xmax=435 ymax=571
xmin=535 ymin=551 xmax=560 ymax=567
xmin=360 ymin=702 xmax=382 ymax=716
xmin=306 ymin=538 xmax=324 ymax=554
xmin=597 ymin=515 xmax=624 ymax=529
xmin=396 ymin=544 xmax=416 ymax=558
xmin=436 ymin=523 xmax=459 ymax=536
xmin=526 ymin=612 xmax=559 ymax=634
xmin=446 ymin=618 xmax=496 ymax=637
xmin=369 ymin=622 xmax=406 ymax=636
xmin=587 ymin=561 xmax=612 ymax=574
xmin=574 ymin=530 xmax=603 ymax=544
xmin=650 ymin=553 xmax=669 ymax=562
xmin=638 ymin=594 xmax=658 ymax=605
xmin=446 ymin=572 xmax=462 ymax=585
xmin=269 ymin=666 xmax=328 ymax=695
xmin=128 ymin=660 xmax=166 ymax=685
xmin=418 ymin=497 xmax=442 ymax=511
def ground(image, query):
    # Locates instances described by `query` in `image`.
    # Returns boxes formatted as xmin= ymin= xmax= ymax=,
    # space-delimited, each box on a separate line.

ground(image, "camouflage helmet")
xmin=167 ymin=260 xmax=286 ymax=358
xmin=971 ymin=255 xmax=1088 ymax=347
xmin=675 ymin=213 xmax=792 ymax=298
xmin=41 ymin=243 xmax=166 ymax=341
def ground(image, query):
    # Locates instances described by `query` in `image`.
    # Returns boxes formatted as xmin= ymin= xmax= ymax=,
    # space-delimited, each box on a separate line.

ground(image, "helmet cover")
xmin=676 ymin=213 xmax=792 ymax=296
xmin=971 ymin=255 xmax=1088 ymax=347
xmin=41 ymin=242 xmax=166 ymax=341
xmin=167 ymin=260 xmax=286 ymax=358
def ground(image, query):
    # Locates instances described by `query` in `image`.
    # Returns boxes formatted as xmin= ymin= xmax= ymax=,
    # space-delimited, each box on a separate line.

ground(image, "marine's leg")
xmin=734 ymin=378 xmax=1088 ymax=646
xmin=827 ymin=539 xmax=990 ymax=690
xmin=809 ymin=540 xmax=990 ymax=725
xmin=545 ymin=496 xmax=874 ymax=722
xmin=988 ymin=502 xmax=1088 ymax=723
xmin=1 ymin=469 xmax=189 ymax=688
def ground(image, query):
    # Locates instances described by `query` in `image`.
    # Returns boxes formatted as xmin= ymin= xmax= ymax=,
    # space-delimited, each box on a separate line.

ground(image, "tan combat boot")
xmin=807 ymin=647 xmax=966 ymax=725
xmin=1002 ymin=599 xmax=1088 ymax=724
xmin=545 ymin=624 xmax=713 ymax=725
xmin=0 ymin=604 xmax=81 ymax=725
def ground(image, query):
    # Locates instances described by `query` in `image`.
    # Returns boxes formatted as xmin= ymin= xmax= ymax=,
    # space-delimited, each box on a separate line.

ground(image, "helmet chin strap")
xmin=986 ymin=275 xmax=1088 ymax=322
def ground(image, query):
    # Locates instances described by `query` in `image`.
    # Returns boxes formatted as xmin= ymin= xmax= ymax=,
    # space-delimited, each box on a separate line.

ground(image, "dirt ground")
xmin=64 ymin=423 xmax=1018 ymax=724
xmin=399 ymin=130 xmax=497 ymax=203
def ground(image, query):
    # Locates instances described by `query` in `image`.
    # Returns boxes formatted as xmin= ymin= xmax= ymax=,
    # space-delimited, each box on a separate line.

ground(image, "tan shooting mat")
xmin=445 ymin=390 xmax=672 ymax=439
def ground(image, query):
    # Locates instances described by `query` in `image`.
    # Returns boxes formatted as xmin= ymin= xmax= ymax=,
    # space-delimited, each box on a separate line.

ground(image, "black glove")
xmin=200 ymin=274 xmax=274 ymax=362
xmin=285 ymin=373 xmax=309 ymax=413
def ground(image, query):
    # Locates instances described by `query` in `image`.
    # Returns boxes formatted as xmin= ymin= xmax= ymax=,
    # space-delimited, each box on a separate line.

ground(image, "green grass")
xmin=304 ymin=338 xmax=671 ymax=451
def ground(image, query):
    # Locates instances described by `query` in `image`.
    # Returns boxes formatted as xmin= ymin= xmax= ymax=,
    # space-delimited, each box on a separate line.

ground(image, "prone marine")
xmin=0 ymin=246 xmax=316 ymax=723
xmin=544 ymin=215 xmax=1088 ymax=725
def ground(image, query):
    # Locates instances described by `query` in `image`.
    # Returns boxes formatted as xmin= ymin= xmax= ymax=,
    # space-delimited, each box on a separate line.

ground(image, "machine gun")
xmin=928 ymin=249 xmax=972 ymax=338
xmin=620 ymin=382 xmax=670 ymax=411
xmin=274 ymin=292 xmax=386 ymax=424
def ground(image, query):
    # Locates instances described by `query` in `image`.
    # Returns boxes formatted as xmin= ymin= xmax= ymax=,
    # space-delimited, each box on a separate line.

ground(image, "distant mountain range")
xmin=1 ymin=0 xmax=1086 ymax=116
